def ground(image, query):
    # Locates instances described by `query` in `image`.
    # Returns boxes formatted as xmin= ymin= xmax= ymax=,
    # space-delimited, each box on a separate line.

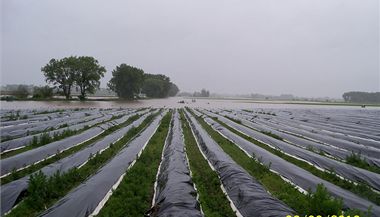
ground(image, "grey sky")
xmin=1 ymin=0 xmax=379 ymax=98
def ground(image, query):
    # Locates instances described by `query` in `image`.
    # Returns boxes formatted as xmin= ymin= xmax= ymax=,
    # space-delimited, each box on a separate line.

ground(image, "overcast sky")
xmin=1 ymin=0 xmax=379 ymax=98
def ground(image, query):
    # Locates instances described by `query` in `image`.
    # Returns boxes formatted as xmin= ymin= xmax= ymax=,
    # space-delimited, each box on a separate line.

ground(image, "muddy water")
xmin=0 ymin=97 xmax=379 ymax=109
xmin=0 ymin=97 xmax=377 ymax=110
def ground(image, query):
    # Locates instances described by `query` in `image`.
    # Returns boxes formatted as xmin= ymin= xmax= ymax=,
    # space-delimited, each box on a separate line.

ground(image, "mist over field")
xmin=2 ymin=0 xmax=379 ymax=98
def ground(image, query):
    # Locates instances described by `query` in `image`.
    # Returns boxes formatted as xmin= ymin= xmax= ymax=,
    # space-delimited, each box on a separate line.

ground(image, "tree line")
xmin=40 ymin=56 xmax=179 ymax=100
xmin=342 ymin=91 xmax=380 ymax=103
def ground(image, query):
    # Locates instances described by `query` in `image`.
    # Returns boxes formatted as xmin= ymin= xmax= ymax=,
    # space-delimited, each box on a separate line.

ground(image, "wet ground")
xmin=1 ymin=97 xmax=377 ymax=110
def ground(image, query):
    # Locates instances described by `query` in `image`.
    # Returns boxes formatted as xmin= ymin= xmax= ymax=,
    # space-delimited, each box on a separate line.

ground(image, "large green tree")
xmin=108 ymin=64 xmax=144 ymax=99
xmin=42 ymin=56 xmax=105 ymax=100
xmin=168 ymin=83 xmax=179 ymax=96
xmin=42 ymin=57 xmax=76 ymax=99
xmin=141 ymin=78 xmax=167 ymax=98
xmin=141 ymin=74 xmax=178 ymax=98
xmin=75 ymin=56 xmax=106 ymax=100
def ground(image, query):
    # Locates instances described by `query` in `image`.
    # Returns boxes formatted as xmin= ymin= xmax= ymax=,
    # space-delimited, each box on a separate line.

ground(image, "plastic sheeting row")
xmin=0 ymin=111 xmax=152 ymax=215
xmin=185 ymin=110 xmax=295 ymax=217
xmin=39 ymin=111 xmax=165 ymax=217
xmin=0 ymin=109 xmax=131 ymax=152
xmin=202 ymin=110 xmax=380 ymax=191
xmin=0 ymin=109 xmax=145 ymax=176
xmin=1 ymin=110 xmax=102 ymax=139
xmin=147 ymin=111 xmax=202 ymax=216
xmin=195 ymin=110 xmax=380 ymax=215
xmin=223 ymin=110 xmax=380 ymax=167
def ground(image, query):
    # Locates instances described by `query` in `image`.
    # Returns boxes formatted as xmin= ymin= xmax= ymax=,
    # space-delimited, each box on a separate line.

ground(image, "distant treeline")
xmin=0 ymin=85 xmax=116 ymax=100
xmin=343 ymin=92 xmax=380 ymax=103
xmin=1 ymin=56 xmax=179 ymax=101
xmin=108 ymin=64 xmax=179 ymax=99
xmin=177 ymin=89 xmax=211 ymax=97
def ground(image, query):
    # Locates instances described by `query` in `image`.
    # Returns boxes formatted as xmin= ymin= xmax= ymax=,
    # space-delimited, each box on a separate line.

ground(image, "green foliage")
xmin=180 ymin=110 xmax=235 ymax=217
xmin=1 ymin=127 xmax=85 ymax=159
xmin=1 ymin=114 xmax=141 ymax=184
xmin=15 ymin=85 xmax=30 ymax=99
xmin=41 ymin=56 xmax=105 ymax=99
xmin=346 ymin=152 xmax=380 ymax=174
xmin=96 ymin=112 xmax=172 ymax=217
xmin=107 ymin=64 xmax=179 ymax=99
xmin=32 ymin=86 xmax=53 ymax=99
xmin=343 ymin=91 xmax=380 ymax=103
xmin=6 ymin=85 xmax=30 ymax=99
xmin=108 ymin=64 xmax=144 ymax=99
xmin=141 ymin=78 xmax=167 ymax=98
xmin=25 ymin=171 xmax=50 ymax=209
xmin=223 ymin=115 xmax=242 ymax=124
xmin=212 ymin=113 xmax=380 ymax=206
xmin=74 ymin=56 xmax=106 ymax=100
xmin=2 ymin=110 xmax=26 ymax=121
xmin=346 ymin=152 xmax=364 ymax=165
xmin=168 ymin=82 xmax=179 ymax=96
xmin=189 ymin=109 xmax=366 ymax=215
xmin=141 ymin=73 xmax=179 ymax=98
xmin=260 ymin=130 xmax=284 ymax=141
xmin=41 ymin=57 xmax=76 ymax=99
xmin=306 ymin=184 xmax=343 ymax=215
xmin=193 ymin=88 xmax=210 ymax=97
xmin=7 ymin=113 xmax=157 ymax=217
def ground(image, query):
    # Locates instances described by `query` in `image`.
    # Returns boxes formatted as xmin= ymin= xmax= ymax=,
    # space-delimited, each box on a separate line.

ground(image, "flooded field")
xmin=1 ymin=100 xmax=380 ymax=216
xmin=1 ymin=97 xmax=378 ymax=110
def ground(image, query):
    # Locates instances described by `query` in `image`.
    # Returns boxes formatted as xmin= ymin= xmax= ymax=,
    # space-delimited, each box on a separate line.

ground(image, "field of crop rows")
xmin=0 ymin=107 xmax=379 ymax=217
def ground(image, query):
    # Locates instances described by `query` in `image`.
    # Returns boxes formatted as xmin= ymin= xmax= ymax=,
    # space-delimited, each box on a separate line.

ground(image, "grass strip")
xmin=188 ymin=109 xmax=367 ymax=216
xmin=6 ymin=112 xmax=159 ymax=217
xmin=96 ymin=111 xmax=172 ymax=217
xmin=1 ymin=113 xmax=142 ymax=185
xmin=179 ymin=110 xmax=236 ymax=217
xmin=211 ymin=113 xmax=380 ymax=206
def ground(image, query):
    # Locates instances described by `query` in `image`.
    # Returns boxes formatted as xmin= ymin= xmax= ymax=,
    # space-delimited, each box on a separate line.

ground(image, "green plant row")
xmin=187 ymin=109 xmax=366 ymax=216
xmin=96 ymin=111 xmax=172 ymax=217
xmin=1 ymin=128 xmax=79 ymax=159
xmin=6 ymin=112 xmax=158 ymax=217
xmin=213 ymin=114 xmax=380 ymax=205
xmin=224 ymin=112 xmax=380 ymax=174
xmin=1 ymin=113 xmax=141 ymax=185
xmin=1 ymin=113 xmax=125 ymax=159
xmin=179 ymin=110 xmax=236 ymax=217
xmin=345 ymin=152 xmax=380 ymax=174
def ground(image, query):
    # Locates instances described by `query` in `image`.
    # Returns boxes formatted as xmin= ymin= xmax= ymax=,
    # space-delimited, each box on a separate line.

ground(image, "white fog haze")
xmin=2 ymin=0 xmax=379 ymax=98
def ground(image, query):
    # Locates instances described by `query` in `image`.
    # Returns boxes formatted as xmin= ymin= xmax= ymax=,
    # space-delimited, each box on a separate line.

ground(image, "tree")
xmin=33 ymin=86 xmax=54 ymax=99
xmin=141 ymin=74 xmax=169 ymax=98
xmin=12 ymin=85 xmax=29 ymax=99
xmin=168 ymin=83 xmax=179 ymax=96
xmin=342 ymin=91 xmax=380 ymax=103
xmin=193 ymin=88 xmax=210 ymax=97
xmin=201 ymin=88 xmax=210 ymax=97
xmin=141 ymin=78 xmax=166 ymax=98
xmin=41 ymin=57 xmax=77 ymax=99
xmin=141 ymin=74 xmax=178 ymax=98
xmin=74 ymin=56 xmax=106 ymax=100
xmin=108 ymin=64 xmax=144 ymax=99
xmin=42 ymin=56 xmax=105 ymax=100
